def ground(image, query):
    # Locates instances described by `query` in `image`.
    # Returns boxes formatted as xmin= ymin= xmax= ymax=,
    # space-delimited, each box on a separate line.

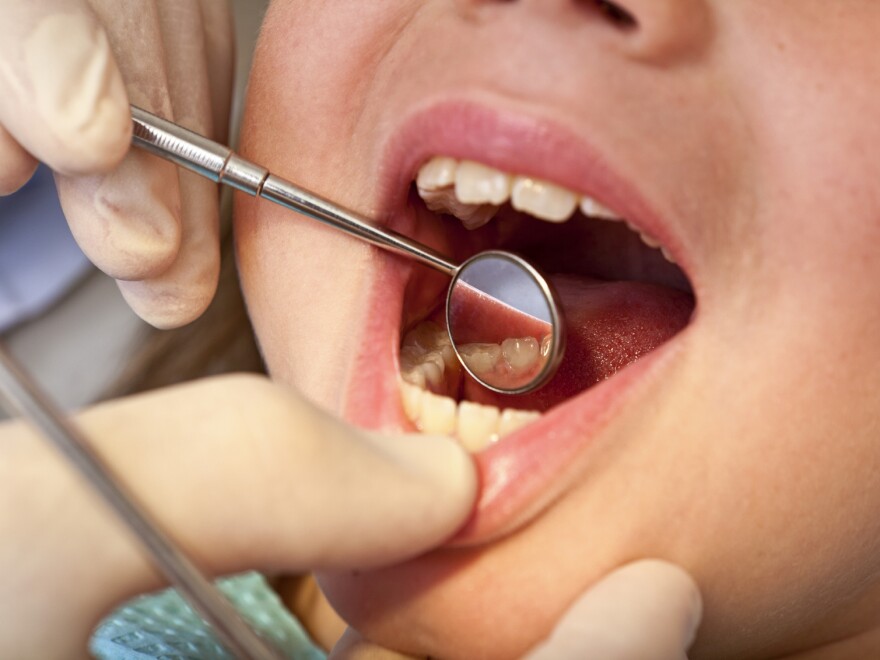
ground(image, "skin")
xmin=235 ymin=1 xmax=880 ymax=658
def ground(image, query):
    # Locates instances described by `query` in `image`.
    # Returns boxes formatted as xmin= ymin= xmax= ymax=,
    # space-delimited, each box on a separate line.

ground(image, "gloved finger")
xmin=0 ymin=0 xmax=130 ymax=176
xmin=4 ymin=375 xmax=477 ymax=654
xmin=527 ymin=559 xmax=702 ymax=660
xmin=199 ymin=0 xmax=235 ymax=144
xmin=0 ymin=124 xmax=38 ymax=196
xmin=116 ymin=0 xmax=221 ymax=328
xmin=54 ymin=0 xmax=182 ymax=282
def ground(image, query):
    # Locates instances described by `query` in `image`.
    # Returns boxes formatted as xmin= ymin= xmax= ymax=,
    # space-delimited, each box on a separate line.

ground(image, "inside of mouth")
xmin=399 ymin=183 xmax=695 ymax=450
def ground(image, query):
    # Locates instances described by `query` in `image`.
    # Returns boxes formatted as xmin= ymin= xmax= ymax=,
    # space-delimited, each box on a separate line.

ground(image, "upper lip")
xmin=343 ymin=96 xmax=696 ymax=544
xmin=376 ymin=97 xmax=694 ymax=284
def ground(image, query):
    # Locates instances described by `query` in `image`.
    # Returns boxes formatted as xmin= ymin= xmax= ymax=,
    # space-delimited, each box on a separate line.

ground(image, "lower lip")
xmin=341 ymin=248 xmax=687 ymax=546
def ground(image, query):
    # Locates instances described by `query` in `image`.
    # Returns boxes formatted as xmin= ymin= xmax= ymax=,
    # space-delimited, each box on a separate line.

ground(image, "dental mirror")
xmin=447 ymin=251 xmax=564 ymax=394
xmin=130 ymin=106 xmax=565 ymax=393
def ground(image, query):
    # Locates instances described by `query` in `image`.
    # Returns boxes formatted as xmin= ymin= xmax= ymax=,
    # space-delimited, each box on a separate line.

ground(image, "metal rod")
xmin=0 ymin=343 xmax=283 ymax=660
xmin=131 ymin=105 xmax=457 ymax=275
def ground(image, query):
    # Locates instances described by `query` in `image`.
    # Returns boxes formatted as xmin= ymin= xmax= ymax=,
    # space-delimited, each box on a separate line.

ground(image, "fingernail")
xmin=25 ymin=13 xmax=130 ymax=174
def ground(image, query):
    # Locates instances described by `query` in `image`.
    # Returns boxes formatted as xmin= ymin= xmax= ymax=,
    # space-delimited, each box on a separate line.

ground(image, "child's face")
xmin=235 ymin=2 xmax=880 ymax=658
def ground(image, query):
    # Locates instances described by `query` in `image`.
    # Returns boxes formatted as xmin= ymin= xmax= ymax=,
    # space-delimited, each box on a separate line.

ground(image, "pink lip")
xmin=341 ymin=99 xmax=695 ymax=545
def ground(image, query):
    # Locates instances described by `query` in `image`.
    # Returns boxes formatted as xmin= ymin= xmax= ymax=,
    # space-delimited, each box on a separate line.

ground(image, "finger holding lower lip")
xmin=116 ymin=0 xmax=221 ymax=329
xmin=0 ymin=124 xmax=38 ymax=196
xmin=0 ymin=0 xmax=131 ymax=177
xmin=526 ymin=559 xmax=702 ymax=660
xmin=55 ymin=0 xmax=183 ymax=282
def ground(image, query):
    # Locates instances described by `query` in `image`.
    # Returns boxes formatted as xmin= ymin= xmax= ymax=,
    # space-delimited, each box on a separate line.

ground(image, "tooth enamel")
xmin=580 ymin=196 xmax=620 ymax=221
xmin=401 ymin=382 xmax=425 ymax=420
xmin=661 ymin=247 xmax=676 ymax=264
xmin=640 ymin=232 xmax=661 ymax=249
xmin=457 ymin=401 xmax=501 ymax=453
xmin=501 ymin=336 xmax=540 ymax=375
xmin=416 ymin=157 xmax=457 ymax=191
xmin=511 ymin=176 xmax=578 ymax=223
xmin=419 ymin=187 xmax=499 ymax=230
xmin=418 ymin=391 xmax=459 ymax=435
xmin=540 ymin=334 xmax=552 ymax=358
xmin=455 ymin=161 xmax=512 ymax=206
xmin=458 ymin=343 xmax=503 ymax=376
xmin=498 ymin=408 xmax=541 ymax=437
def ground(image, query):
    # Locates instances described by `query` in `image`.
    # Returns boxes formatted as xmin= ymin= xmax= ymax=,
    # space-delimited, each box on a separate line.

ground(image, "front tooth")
xmin=580 ymin=196 xmax=619 ymax=221
xmin=661 ymin=246 xmax=676 ymax=264
xmin=498 ymin=408 xmax=541 ymax=437
xmin=400 ymin=382 xmax=424 ymax=420
xmin=455 ymin=161 xmax=512 ymax=206
xmin=458 ymin=343 xmax=502 ymax=376
xmin=511 ymin=176 xmax=578 ymax=223
xmin=457 ymin=401 xmax=501 ymax=453
xmin=418 ymin=391 xmax=458 ymax=435
xmin=416 ymin=157 xmax=457 ymax=191
xmin=501 ymin=337 xmax=540 ymax=375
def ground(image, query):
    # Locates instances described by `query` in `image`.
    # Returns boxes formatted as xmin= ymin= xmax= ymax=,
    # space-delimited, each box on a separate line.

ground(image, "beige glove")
xmin=0 ymin=375 xmax=477 ymax=656
xmin=0 ymin=0 xmax=235 ymax=328
xmin=527 ymin=559 xmax=702 ymax=660
xmin=329 ymin=561 xmax=701 ymax=660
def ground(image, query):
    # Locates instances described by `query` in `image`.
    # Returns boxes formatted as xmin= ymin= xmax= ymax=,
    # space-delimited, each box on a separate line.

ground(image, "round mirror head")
xmin=446 ymin=251 xmax=565 ymax=395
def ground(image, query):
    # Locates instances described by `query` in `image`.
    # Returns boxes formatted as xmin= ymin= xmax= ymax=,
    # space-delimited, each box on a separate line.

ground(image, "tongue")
xmin=462 ymin=274 xmax=694 ymax=412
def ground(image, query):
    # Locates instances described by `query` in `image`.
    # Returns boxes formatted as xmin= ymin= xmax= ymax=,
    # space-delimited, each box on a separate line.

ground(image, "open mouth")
xmin=337 ymin=102 xmax=698 ymax=543
xmin=398 ymin=155 xmax=695 ymax=453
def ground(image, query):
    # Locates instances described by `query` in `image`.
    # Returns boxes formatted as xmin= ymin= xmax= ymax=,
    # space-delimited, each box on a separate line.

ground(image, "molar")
xmin=511 ymin=176 xmax=578 ymax=223
xmin=501 ymin=336 xmax=540 ymax=375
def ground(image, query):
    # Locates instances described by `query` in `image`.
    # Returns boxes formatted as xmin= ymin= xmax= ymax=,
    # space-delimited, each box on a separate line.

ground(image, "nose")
xmin=459 ymin=0 xmax=712 ymax=63
xmin=598 ymin=0 xmax=711 ymax=61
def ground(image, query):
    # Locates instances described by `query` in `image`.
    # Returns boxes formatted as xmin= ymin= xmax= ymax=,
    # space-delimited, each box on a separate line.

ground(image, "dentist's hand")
xmin=329 ymin=560 xmax=702 ymax=660
xmin=0 ymin=375 xmax=477 ymax=657
xmin=527 ymin=559 xmax=702 ymax=660
xmin=0 ymin=0 xmax=235 ymax=328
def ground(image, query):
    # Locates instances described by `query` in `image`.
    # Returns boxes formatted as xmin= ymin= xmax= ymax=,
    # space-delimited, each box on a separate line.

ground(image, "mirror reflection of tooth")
xmin=498 ymin=409 xmax=541 ymax=437
xmin=416 ymin=156 xmax=458 ymax=191
xmin=419 ymin=391 xmax=458 ymax=435
xmin=501 ymin=337 xmax=540 ymax=374
xmin=457 ymin=401 xmax=501 ymax=453
xmin=511 ymin=176 xmax=578 ymax=223
xmin=459 ymin=343 xmax=503 ymax=376
xmin=540 ymin=335 xmax=552 ymax=358
xmin=455 ymin=160 xmax=512 ymax=206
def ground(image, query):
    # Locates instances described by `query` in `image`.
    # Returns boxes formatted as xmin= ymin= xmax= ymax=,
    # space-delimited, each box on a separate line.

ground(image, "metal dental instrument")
xmin=131 ymin=106 xmax=565 ymax=395
xmin=0 ymin=343 xmax=284 ymax=660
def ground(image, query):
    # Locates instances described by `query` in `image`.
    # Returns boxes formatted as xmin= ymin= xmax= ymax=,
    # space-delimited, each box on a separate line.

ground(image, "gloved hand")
xmin=329 ymin=560 xmax=701 ymax=660
xmin=527 ymin=559 xmax=702 ymax=660
xmin=0 ymin=375 xmax=477 ymax=656
xmin=0 ymin=0 xmax=235 ymax=328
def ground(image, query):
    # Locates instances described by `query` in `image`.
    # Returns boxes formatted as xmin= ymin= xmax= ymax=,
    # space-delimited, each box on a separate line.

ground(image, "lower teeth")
xmin=399 ymin=321 xmax=541 ymax=453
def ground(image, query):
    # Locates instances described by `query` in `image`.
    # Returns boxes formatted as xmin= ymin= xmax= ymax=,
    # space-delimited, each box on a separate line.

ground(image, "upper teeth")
xmin=415 ymin=156 xmax=674 ymax=261
xmin=416 ymin=156 xmax=621 ymax=225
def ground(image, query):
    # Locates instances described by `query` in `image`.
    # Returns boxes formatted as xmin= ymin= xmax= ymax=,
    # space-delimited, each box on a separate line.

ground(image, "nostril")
xmin=589 ymin=0 xmax=637 ymax=29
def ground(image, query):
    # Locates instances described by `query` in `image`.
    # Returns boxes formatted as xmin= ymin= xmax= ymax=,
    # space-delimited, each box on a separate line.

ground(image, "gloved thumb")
xmin=0 ymin=0 xmax=130 ymax=177
xmin=527 ymin=559 xmax=702 ymax=660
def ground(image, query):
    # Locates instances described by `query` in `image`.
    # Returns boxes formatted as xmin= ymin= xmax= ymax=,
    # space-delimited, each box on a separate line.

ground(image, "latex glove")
xmin=527 ymin=559 xmax=702 ymax=660
xmin=0 ymin=0 xmax=235 ymax=328
xmin=0 ymin=375 xmax=477 ymax=657
xmin=329 ymin=560 xmax=701 ymax=660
